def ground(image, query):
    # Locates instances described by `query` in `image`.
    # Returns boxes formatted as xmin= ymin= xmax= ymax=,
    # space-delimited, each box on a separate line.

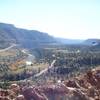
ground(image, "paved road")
xmin=34 ymin=60 xmax=56 ymax=77
xmin=22 ymin=49 xmax=35 ymax=61
xmin=0 ymin=44 xmax=16 ymax=52
xmin=22 ymin=49 xmax=56 ymax=78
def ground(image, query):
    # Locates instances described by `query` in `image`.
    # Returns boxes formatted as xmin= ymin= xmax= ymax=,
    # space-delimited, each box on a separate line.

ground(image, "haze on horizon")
xmin=0 ymin=0 xmax=100 ymax=39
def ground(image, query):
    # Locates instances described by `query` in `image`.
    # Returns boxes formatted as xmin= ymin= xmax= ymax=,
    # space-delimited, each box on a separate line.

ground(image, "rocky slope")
xmin=0 ymin=67 xmax=100 ymax=100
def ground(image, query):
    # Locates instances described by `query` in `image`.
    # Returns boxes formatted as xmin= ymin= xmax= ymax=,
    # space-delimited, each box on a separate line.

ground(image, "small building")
xmin=26 ymin=61 xmax=33 ymax=66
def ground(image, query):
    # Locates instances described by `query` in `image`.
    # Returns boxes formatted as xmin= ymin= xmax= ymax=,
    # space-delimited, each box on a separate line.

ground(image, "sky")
xmin=0 ymin=0 xmax=100 ymax=39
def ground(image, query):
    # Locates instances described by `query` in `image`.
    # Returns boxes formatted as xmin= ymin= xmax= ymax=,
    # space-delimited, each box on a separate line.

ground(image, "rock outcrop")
xmin=0 ymin=67 xmax=100 ymax=100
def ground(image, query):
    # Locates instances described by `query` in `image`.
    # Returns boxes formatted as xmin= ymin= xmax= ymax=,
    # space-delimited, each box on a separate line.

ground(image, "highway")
xmin=0 ymin=44 xmax=16 ymax=52
xmin=34 ymin=60 xmax=56 ymax=77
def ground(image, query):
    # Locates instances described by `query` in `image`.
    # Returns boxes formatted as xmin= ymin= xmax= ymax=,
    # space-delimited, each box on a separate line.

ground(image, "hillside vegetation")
xmin=0 ymin=23 xmax=56 ymax=49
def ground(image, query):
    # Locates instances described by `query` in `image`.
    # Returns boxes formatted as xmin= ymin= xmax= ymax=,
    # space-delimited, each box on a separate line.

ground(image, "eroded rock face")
xmin=21 ymin=68 xmax=100 ymax=100
xmin=0 ymin=68 xmax=100 ymax=100
xmin=22 ymin=86 xmax=48 ymax=100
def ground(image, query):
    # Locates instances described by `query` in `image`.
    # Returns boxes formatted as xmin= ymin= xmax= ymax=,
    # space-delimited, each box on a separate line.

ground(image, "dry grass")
xmin=10 ymin=62 xmax=49 ymax=75
xmin=0 ymin=49 xmax=17 ymax=56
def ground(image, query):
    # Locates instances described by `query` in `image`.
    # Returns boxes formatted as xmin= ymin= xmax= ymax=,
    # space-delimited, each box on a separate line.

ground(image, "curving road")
xmin=34 ymin=60 xmax=56 ymax=77
xmin=22 ymin=49 xmax=56 ymax=78
xmin=18 ymin=48 xmax=56 ymax=81
xmin=0 ymin=44 xmax=16 ymax=52
xmin=22 ymin=49 xmax=35 ymax=61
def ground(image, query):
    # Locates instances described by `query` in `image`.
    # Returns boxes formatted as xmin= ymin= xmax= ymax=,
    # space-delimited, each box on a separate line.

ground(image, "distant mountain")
xmin=0 ymin=23 xmax=100 ymax=49
xmin=56 ymin=38 xmax=84 ymax=44
xmin=83 ymin=39 xmax=100 ymax=46
xmin=0 ymin=23 xmax=56 ymax=48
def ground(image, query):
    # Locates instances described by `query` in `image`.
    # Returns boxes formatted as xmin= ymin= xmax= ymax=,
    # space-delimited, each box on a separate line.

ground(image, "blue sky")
xmin=0 ymin=0 xmax=100 ymax=39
